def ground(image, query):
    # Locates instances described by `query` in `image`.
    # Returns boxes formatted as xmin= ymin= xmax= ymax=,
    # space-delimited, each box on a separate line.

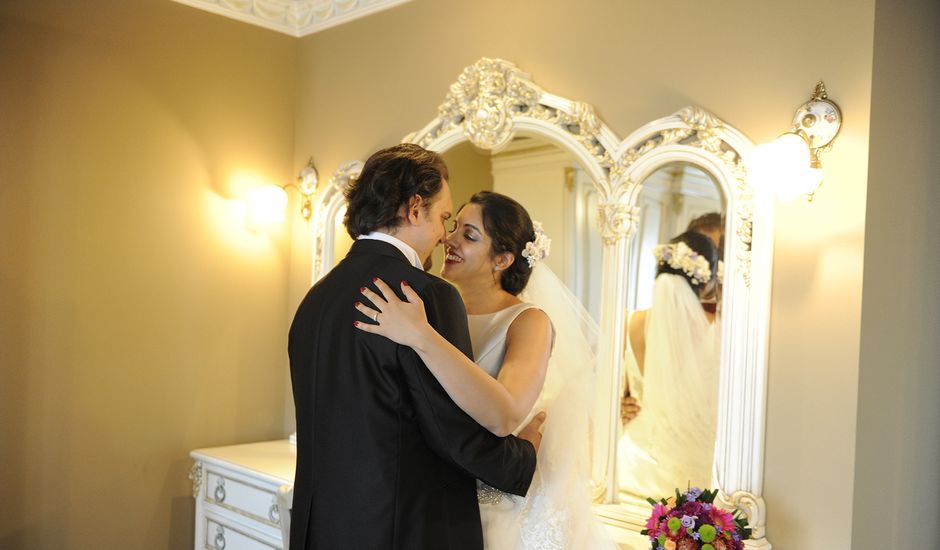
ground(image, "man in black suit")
xmin=288 ymin=144 xmax=540 ymax=549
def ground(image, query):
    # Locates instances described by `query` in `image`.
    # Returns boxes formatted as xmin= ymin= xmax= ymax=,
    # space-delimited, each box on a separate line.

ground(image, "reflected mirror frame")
xmin=307 ymin=58 xmax=775 ymax=549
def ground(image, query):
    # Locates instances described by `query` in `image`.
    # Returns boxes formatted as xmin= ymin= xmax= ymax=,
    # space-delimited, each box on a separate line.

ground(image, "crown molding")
xmin=171 ymin=0 xmax=414 ymax=37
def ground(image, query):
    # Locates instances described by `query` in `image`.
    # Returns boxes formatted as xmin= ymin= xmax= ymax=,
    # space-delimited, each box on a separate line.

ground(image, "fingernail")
xmin=353 ymin=321 xmax=359 ymax=326
xmin=359 ymin=287 xmax=366 ymax=292
xmin=355 ymin=301 xmax=361 ymax=307
xmin=402 ymin=281 xmax=410 ymax=287
xmin=372 ymin=277 xmax=379 ymax=282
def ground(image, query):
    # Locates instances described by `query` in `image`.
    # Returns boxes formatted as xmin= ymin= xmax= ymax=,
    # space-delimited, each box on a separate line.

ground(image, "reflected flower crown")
xmin=653 ymin=241 xmax=713 ymax=285
xmin=521 ymin=221 xmax=551 ymax=268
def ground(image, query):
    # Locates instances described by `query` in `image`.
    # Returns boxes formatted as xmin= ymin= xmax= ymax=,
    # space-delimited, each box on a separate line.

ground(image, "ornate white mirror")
xmin=308 ymin=58 xmax=774 ymax=549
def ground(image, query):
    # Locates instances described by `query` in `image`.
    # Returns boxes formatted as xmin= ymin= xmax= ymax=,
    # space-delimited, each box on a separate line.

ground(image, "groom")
xmin=289 ymin=144 xmax=541 ymax=549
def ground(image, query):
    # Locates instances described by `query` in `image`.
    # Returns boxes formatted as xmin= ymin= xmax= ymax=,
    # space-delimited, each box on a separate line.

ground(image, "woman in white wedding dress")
xmin=618 ymin=230 xmax=722 ymax=501
xmin=355 ymin=191 xmax=614 ymax=550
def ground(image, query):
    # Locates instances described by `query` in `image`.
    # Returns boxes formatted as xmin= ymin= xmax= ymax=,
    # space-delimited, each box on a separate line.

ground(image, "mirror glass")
xmin=434 ymin=134 xmax=603 ymax=321
xmin=616 ymin=161 xmax=725 ymax=505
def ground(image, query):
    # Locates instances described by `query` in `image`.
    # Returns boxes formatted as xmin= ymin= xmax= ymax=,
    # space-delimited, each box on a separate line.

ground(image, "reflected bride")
xmin=618 ymin=230 xmax=722 ymax=502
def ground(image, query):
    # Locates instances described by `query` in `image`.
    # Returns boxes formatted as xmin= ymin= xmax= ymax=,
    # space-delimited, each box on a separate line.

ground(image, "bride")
xmin=618 ymin=230 xmax=722 ymax=500
xmin=355 ymin=191 xmax=614 ymax=549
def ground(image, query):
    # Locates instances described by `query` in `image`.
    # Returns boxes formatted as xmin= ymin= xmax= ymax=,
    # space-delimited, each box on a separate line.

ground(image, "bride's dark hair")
xmin=467 ymin=191 xmax=536 ymax=296
xmin=656 ymin=230 xmax=720 ymax=295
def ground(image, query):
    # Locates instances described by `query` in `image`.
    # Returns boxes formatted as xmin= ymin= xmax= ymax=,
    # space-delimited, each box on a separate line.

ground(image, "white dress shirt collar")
xmin=357 ymin=231 xmax=424 ymax=270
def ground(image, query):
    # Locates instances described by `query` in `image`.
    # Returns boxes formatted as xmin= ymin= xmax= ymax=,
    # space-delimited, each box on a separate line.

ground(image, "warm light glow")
xmin=246 ymin=184 xmax=288 ymax=232
xmin=747 ymin=132 xmax=824 ymax=201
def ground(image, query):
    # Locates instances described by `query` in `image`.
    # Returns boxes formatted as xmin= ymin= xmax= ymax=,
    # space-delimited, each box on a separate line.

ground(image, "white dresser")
xmin=189 ymin=440 xmax=296 ymax=550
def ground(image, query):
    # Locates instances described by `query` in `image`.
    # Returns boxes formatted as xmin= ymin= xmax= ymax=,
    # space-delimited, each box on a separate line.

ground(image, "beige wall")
xmin=290 ymin=1 xmax=875 ymax=548
xmin=0 ymin=1 xmax=296 ymax=548
xmin=853 ymin=0 xmax=940 ymax=547
xmin=10 ymin=1 xmax=933 ymax=549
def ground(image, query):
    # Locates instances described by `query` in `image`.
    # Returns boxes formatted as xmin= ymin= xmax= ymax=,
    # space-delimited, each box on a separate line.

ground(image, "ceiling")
xmin=171 ymin=0 xmax=413 ymax=37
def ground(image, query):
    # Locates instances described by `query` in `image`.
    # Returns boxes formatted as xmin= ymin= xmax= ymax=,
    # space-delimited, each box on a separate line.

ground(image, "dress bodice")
xmin=467 ymin=302 xmax=537 ymax=378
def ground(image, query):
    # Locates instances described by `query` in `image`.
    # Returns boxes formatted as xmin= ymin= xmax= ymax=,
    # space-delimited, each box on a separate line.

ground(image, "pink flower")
xmin=646 ymin=503 xmax=669 ymax=530
xmin=712 ymin=509 xmax=737 ymax=533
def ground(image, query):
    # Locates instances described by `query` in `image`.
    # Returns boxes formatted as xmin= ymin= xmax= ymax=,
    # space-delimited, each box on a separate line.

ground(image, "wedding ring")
xmin=372 ymin=312 xmax=379 ymax=323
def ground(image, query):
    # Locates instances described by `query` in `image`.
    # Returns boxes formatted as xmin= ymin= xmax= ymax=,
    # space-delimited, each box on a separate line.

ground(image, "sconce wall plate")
xmin=792 ymin=81 xmax=842 ymax=167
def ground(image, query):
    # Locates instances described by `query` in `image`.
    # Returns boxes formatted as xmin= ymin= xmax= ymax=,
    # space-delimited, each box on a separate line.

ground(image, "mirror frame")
xmin=309 ymin=58 xmax=774 ymax=549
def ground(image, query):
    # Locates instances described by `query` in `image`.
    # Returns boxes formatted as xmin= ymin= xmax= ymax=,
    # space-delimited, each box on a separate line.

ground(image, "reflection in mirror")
xmin=617 ymin=162 xmax=725 ymax=506
xmin=437 ymin=135 xmax=603 ymax=321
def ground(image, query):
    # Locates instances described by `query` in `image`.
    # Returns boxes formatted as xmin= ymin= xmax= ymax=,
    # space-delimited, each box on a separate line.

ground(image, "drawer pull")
xmin=214 ymin=525 xmax=226 ymax=550
xmin=214 ymin=478 xmax=226 ymax=503
xmin=269 ymin=503 xmax=280 ymax=524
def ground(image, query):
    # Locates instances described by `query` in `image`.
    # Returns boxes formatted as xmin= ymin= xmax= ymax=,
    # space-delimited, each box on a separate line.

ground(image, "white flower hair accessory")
xmin=653 ymin=241 xmax=713 ymax=285
xmin=521 ymin=221 xmax=551 ymax=268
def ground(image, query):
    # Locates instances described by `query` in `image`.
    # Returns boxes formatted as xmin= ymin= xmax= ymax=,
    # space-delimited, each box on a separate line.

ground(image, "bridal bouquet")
xmin=641 ymin=488 xmax=751 ymax=550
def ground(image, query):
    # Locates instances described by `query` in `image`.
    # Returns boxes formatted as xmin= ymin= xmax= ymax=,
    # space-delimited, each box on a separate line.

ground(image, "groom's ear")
xmin=403 ymin=195 xmax=423 ymax=225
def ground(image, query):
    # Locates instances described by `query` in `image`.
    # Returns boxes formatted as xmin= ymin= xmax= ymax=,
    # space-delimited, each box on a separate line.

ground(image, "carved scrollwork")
xmin=409 ymin=58 xmax=616 ymax=183
xmin=188 ymin=462 xmax=203 ymax=499
xmin=430 ymin=58 xmax=539 ymax=150
xmin=615 ymin=106 xmax=755 ymax=284
xmin=597 ymin=202 xmax=640 ymax=246
xmin=326 ymin=160 xmax=362 ymax=194
xmin=678 ymin=105 xmax=723 ymax=133
xmin=717 ymin=490 xmax=771 ymax=548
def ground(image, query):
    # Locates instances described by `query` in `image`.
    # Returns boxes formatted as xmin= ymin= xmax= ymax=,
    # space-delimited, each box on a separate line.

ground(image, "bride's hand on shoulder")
xmin=354 ymin=278 xmax=432 ymax=348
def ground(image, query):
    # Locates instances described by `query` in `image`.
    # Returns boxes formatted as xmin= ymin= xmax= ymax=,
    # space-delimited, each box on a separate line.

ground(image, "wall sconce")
xmin=293 ymin=157 xmax=320 ymax=223
xmin=747 ymin=82 xmax=842 ymax=201
xmin=245 ymin=158 xmax=319 ymax=231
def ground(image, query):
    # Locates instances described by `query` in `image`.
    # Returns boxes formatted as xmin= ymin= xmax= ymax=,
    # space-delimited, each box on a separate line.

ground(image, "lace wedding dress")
xmin=468 ymin=265 xmax=615 ymax=550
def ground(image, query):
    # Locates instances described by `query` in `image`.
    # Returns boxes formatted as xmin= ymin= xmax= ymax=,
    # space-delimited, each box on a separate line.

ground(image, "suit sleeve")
xmin=397 ymin=279 xmax=536 ymax=496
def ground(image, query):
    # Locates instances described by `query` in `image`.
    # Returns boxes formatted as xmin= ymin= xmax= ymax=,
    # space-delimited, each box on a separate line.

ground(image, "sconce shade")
xmin=747 ymin=132 xmax=823 ymax=201
xmin=246 ymin=184 xmax=289 ymax=230
xmin=748 ymin=82 xmax=840 ymax=201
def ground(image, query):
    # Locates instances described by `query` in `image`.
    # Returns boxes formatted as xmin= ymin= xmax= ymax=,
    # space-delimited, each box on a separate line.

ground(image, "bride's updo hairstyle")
xmin=656 ymin=230 xmax=720 ymax=295
xmin=467 ymin=191 xmax=536 ymax=296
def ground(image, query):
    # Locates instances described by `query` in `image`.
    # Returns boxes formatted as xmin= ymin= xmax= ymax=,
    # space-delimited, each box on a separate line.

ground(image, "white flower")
xmin=653 ymin=242 xmax=712 ymax=284
xmin=521 ymin=221 xmax=551 ymax=268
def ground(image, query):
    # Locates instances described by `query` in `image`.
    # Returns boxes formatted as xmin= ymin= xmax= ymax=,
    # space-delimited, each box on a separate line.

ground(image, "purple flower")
xmin=681 ymin=515 xmax=697 ymax=529
xmin=685 ymin=487 xmax=703 ymax=501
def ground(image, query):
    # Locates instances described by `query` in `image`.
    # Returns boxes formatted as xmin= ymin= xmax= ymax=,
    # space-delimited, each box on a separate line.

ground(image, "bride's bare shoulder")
xmin=506 ymin=306 xmax=553 ymax=344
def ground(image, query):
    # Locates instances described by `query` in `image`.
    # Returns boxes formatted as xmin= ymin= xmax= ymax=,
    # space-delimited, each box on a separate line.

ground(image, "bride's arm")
xmin=355 ymin=279 xmax=552 ymax=437
xmin=627 ymin=309 xmax=648 ymax=375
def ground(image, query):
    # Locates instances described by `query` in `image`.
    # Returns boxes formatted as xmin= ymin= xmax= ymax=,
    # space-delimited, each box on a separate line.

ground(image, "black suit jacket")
xmin=288 ymin=239 xmax=537 ymax=550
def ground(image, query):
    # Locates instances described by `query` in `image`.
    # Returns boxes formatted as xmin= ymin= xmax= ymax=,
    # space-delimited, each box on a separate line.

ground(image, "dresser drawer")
xmin=204 ymin=514 xmax=279 ymax=550
xmin=204 ymin=468 xmax=282 ymax=528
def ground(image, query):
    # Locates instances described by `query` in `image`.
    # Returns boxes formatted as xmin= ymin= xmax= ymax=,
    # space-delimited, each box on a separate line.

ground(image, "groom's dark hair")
xmin=468 ymin=191 xmax=536 ymax=296
xmin=344 ymin=143 xmax=449 ymax=238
